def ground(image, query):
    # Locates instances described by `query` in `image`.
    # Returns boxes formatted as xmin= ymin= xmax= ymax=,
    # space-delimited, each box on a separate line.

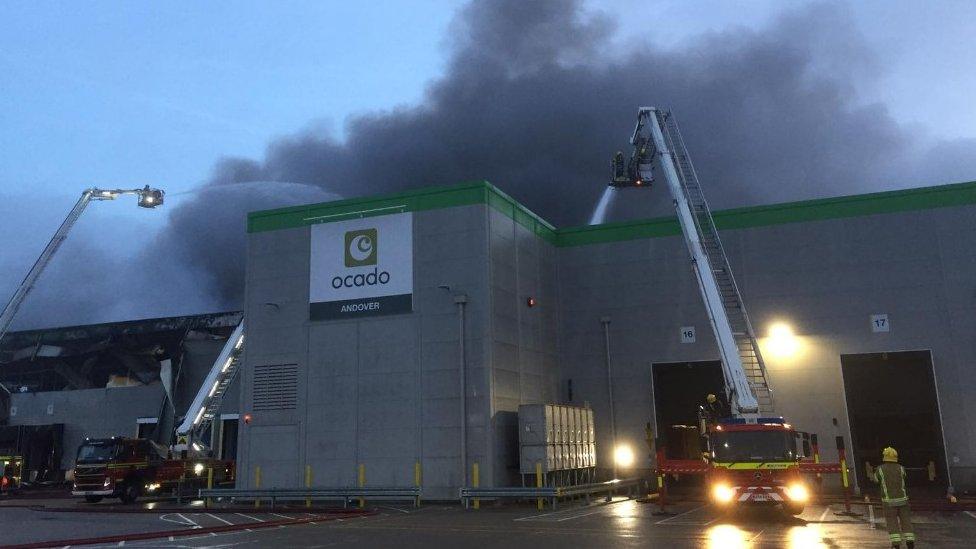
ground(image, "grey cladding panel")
xmin=252 ymin=364 xmax=298 ymax=411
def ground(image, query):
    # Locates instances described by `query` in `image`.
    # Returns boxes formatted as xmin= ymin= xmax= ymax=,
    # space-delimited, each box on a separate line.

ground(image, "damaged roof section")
xmin=0 ymin=311 xmax=242 ymax=393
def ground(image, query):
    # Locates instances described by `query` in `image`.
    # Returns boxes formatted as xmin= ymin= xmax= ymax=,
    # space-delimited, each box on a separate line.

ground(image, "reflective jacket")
xmin=872 ymin=462 xmax=908 ymax=506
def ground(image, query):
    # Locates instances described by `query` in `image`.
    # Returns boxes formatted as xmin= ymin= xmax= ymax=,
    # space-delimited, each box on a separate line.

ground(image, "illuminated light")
xmin=192 ymin=442 xmax=203 ymax=452
xmin=193 ymin=407 xmax=205 ymax=425
xmin=711 ymin=483 xmax=735 ymax=503
xmin=243 ymin=413 xmax=253 ymax=424
xmin=526 ymin=297 xmax=536 ymax=307
xmin=635 ymin=179 xmax=642 ymax=186
xmin=208 ymin=380 xmax=220 ymax=398
xmin=145 ymin=482 xmax=161 ymax=492
xmin=766 ymin=322 xmax=800 ymax=358
xmin=787 ymin=525 xmax=822 ymax=548
xmin=103 ymin=477 xmax=113 ymax=488
xmin=234 ymin=336 xmax=244 ymax=350
xmin=786 ymin=483 xmax=809 ymax=502
xmin=707 ymin=524 xmax=748 ymax=549
xmin=614 ymin=445 xmax=635 ymax=468
xmin=221 ymin=357 xmax=233 ymax=373
xmin=715 ymin=425 xmax=723 ymax=431
xmin=193 ymin=463 xmax=205 ymax=475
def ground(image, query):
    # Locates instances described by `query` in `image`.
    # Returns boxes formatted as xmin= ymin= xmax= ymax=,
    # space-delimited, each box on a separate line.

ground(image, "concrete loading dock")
xmin=239 ymin=179 xmax=976 ymax=499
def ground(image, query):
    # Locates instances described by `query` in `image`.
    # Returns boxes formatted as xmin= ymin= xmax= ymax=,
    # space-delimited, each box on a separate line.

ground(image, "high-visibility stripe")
xmin=889 ymin=533 xmax=902 ymax=542
xmin=877 ymin=467 xmax=890 ymax=500
xmin=905 ymin=533 xmax=916 ymax=541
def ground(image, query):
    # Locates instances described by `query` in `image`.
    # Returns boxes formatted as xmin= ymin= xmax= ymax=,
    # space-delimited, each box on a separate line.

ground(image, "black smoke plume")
xmin=11 ymin=0 xmax=976 ymax=328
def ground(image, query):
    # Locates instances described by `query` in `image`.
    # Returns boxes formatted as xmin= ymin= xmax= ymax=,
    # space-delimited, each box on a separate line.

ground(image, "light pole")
xmin=0 ymin=185 xmax=165 ymax=393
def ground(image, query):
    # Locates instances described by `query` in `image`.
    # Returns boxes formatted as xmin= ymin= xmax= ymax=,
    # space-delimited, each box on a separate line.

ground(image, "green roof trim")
xmin=248 ymin=179 xmax=976 ymax=246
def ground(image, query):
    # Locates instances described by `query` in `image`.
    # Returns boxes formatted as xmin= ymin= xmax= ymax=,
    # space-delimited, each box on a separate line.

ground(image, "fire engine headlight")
xmin=194 ymin=463 xmax=205 ymax=475
xmin=103 ymin=477 xmax=112 ymax=488
xmin=712 ymin=483 xmax=735 ymax=503
xmin=786 ymin=483 xmax=809 ymax=502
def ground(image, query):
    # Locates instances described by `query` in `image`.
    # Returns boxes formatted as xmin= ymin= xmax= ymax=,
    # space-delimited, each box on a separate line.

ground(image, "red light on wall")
xmin=243 ymin=413 xmax=253 ymax=425
xmin=526 ymin=297 xmax=536 ymax=307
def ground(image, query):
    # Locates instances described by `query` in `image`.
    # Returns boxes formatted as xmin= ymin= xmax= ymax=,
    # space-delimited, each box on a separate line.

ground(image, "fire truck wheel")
xmin=784 ymin=503 xmax=804 ymax=516
xmin=119 ymin=482 xmax=141 ymax=504
xmin=84 ymin=496 xmax=103 ymax=503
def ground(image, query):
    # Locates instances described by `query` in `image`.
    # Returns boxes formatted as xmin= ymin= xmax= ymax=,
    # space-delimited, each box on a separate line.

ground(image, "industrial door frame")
xmin=838 ymin=348 xmax=952 ymax=490
xmin=649 ymin=358 xmax=723 ymax=446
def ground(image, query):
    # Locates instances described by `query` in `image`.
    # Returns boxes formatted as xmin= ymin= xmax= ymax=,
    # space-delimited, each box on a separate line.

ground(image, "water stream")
xmin=588 ymin=186 xmax=615 ymax=225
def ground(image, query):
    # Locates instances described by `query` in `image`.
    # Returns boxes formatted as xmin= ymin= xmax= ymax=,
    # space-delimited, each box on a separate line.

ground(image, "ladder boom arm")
xmin=640 ymin=108 xmax=760 ymax=415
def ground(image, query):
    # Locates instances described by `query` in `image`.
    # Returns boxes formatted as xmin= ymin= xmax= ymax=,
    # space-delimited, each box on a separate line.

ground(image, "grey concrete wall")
xmin=240 ymin=205 xmax=493 ymax=499
xmin=556 ymin=205 xmax=976 ymax=491
xmin=486 ymin=207 xmax=561 ymax=486
xmin=9 ymin=384 xmax=166 ymax=469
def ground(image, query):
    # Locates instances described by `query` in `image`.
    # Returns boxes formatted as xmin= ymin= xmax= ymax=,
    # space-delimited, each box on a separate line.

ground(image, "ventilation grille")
xmin=252 ymin=364 xmax=298 ymax=411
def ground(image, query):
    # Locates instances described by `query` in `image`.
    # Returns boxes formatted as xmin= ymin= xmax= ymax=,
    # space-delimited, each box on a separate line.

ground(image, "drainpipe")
xmin=455 ymin=294 xmax=469 ymax=485
xmin=601 ymin=316 xmax=616 ymax=479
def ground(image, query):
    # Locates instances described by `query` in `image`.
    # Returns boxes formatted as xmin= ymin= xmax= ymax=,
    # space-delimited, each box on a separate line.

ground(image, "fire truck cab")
xmin=706 ymin=419 xmax=810 ymax=515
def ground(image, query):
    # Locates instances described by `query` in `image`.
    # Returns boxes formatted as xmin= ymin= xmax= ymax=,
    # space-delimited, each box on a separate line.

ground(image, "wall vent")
xmin=252 ymin=364 xmax=298 ymax=411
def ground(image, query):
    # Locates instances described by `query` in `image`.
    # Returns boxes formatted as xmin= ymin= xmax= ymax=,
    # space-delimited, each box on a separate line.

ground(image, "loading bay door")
xmin=841 ymin=350 xmax=948 ymax=492
xmin=652 ymin=361 xmax=725 ymax=464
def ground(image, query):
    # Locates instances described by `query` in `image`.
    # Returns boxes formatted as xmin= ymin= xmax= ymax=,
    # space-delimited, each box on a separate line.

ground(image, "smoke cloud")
xmin=9 ymin=0 xmax=976 ymax=329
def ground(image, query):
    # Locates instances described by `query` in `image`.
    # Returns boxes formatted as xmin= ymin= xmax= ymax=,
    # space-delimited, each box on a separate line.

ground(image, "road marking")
xmin=514 ymin=499 xmax=625 ymax=521
xmin=235 ymin=512 xmax=263 ymax=522
xmin=176 ymin=513 xmax=200 ymax=528
xmin=117 ymin=543 xmax=124 ymax=547
xmin=819 ymin=506 xmax=831 ymax=523
xmin=750 ymin=529 xmax=765 ymax=542
xmin=965 ymin=511 xmax=976 ymax=522
xmin=375 ymin=505 xmax=411 ymax=514
xmin=655 ymin=505 xmax=705 ymax=525
xmin=869 ymin=505 xmax=876 ymax=529
xmin=270 ymin=513 xmax=294 ymax=520
xmin=206 ymin=512 xmax=234 ymax=525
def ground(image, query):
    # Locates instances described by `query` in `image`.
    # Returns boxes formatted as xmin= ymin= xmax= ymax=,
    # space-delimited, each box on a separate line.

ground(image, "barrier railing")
xmin=199 ymin=487 xmax=422 ymax=509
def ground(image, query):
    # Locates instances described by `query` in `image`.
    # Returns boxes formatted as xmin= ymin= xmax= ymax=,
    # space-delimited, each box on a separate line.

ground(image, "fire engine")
xmin=72 ymin=437 xmax=233 ymax=503
xmin=611 ymin=108 xmax=842 ymax=514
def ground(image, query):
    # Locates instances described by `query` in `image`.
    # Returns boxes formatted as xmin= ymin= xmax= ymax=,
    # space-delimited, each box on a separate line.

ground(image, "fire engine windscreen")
xmin=711 ymin=431 xmax=798 ymax=462
xmin=76 ymin=440 xmax=121 ymax=463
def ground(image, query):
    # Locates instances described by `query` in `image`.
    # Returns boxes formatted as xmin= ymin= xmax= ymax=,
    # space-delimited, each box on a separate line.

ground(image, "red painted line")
xmin=0 ymin=510 xmax=376 ymax=549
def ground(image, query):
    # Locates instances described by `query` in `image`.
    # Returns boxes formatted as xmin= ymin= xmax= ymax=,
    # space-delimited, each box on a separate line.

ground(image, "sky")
xmin=1 ymin=0 xmax=974 ymax=330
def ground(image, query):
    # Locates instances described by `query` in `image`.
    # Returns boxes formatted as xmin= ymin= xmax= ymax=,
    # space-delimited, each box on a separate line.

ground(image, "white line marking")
xmin=375 ymin=505 xmax=410 ymax=514
xmin=235 ymin=512 xmax=263 ymax=522
xmin=965 ymin=511 xmax=976 ymax=522
xmin=270 ymin=512 xmax=293 ymax=520
xmin=819 ymin=506 xmax=831 ymax=522
xmin=176 ymin=513 xmax=202 ymax=529
xmin=117 ymin=543 xmax=124 ymax=547
xmin=206 ymin=512 xmax=234 ymax=525
xmin=750 ymin=529 xmax=765 ymax=542
xmin=869 ymin=505 xmax=876 ymax=529
xmin=655 ymin=505 xmax=705 ymax=525
xmin=514 ymin=499 xmax=620 ymax=521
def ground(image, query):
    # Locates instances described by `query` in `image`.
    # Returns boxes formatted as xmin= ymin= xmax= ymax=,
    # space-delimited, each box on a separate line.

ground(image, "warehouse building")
xmin=239 ymin=179 xmax=976 ymax=499
xmin=0 ymin=312 xmax=242 ymax=476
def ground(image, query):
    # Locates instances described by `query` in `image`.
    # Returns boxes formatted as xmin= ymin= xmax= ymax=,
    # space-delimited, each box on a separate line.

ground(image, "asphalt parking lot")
xmin=3 ymin=497 xmax=976 ymax=548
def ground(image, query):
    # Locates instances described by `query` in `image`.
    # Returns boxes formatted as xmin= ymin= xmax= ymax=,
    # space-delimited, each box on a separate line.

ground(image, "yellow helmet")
xmin=706 ymin=394 xmax=717 ymax=404
xmin=882 ymin=447 xmax=898 ymax=462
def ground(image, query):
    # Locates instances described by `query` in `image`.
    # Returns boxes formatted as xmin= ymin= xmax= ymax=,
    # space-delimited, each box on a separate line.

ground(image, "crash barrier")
xmin=459 ymin=477 xmax=645 ymax=510
xmin=199 ymin=486 xmax=422 ymax=509
xmin=653 ymin=434 xmax=852 ymax=515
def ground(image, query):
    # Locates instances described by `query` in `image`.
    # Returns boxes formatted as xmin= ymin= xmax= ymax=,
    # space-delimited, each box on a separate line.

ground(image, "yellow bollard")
xmin=927 ymin=461 xmax=936 ymax=482
xmin=840 ymin=458 xmax=849 ymax=489
xmin=358 ymin=463 xmax=366 ymax=509
xmin=206 ymin=467 xmax=213 ymax=508
xmin=254 ymin=465 xmax=262 ymax=509
xmin=473 ymin=462 xmax=480 ymax=510
xmin=305 ymin=464 xmax=313 ymax=508
xmin=414 ymin=461 xmax=422 ymax=508
xmin=536 ymin=462 xmax=543 ymax=510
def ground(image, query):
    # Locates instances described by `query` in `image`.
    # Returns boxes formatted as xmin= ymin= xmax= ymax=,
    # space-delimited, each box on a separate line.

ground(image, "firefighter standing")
xmin=871 ymin=447 xmax=915 ymax=548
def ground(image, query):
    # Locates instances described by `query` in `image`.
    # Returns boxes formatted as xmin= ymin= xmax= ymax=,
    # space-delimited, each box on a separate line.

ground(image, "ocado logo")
xmin=344 ymin=228 xmax=377 ymax=267
xmin=334 ymin=227 xmax=391 ymax=289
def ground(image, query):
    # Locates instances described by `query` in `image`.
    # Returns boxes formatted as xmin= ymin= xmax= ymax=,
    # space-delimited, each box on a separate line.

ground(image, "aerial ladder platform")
xmin=176 ymin=322 xmax=245 ymax=449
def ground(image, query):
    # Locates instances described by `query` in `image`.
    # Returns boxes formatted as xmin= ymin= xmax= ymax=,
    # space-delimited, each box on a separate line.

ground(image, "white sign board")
xmin=680 ymin=326 xmax=697 ymax=343
xmin=870 ymin=314 xmax=890 ymax=333
xmin=310 ymin=212 xmax=413 ymax=320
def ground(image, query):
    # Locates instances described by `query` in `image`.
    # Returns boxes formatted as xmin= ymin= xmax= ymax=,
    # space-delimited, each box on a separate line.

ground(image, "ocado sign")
xmin=310 ymin=212 xmax=413 ymax=320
